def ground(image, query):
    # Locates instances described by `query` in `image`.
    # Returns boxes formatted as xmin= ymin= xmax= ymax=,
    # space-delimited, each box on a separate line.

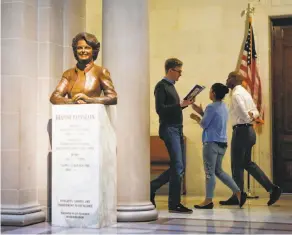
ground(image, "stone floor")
xmin=2 ymin=195 xmax=292 ymax=234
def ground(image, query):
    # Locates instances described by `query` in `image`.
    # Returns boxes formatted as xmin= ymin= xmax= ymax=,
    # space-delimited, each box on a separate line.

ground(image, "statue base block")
xmin=51 ymin=104 xmax=117 ymax=228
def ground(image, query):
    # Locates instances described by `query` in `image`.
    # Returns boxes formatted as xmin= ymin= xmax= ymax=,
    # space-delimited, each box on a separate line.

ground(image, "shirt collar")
xmin=75 ymin=61 xmax=94 ymax=73
xmin=163 ymin=77 xmax=175 ymax=85
xmin=232 ymin=85 xmax=242 ymax=94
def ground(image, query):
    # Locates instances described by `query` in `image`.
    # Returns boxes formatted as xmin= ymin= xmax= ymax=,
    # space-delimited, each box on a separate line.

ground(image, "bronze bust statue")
xmin=50 ymin=32 xmax=117 ymax=105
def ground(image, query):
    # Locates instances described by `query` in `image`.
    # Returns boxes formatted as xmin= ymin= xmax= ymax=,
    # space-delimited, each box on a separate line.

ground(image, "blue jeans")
xmin=203 ymin=142 xmax=240 ymax=199
xmin=151 ymin=124 xmax=185 ymax=208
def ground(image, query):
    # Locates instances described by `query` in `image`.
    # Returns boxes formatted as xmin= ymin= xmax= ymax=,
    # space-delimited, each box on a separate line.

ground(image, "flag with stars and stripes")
xmin=239 ymin=18 xmax=264 ymax=123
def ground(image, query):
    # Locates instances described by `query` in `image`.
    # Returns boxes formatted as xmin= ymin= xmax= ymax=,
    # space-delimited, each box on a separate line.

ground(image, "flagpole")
xmin=245 ymin=3 xmax=259 ymax=200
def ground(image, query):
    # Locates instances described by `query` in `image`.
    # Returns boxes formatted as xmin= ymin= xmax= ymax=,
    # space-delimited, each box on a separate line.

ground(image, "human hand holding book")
xmin=180 ymin=99 xmax=193 ymax=108
xmin=182 ymin=84 xmax=205 ymax=109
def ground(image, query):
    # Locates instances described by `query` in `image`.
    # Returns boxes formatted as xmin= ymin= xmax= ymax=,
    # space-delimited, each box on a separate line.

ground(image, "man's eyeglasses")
xmin=172 ymin=69 xmax=182 ymax=74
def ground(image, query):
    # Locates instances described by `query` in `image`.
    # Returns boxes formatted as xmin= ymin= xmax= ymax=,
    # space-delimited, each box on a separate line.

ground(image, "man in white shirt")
xmin=219 ymin=71 xmax=282 ymax=206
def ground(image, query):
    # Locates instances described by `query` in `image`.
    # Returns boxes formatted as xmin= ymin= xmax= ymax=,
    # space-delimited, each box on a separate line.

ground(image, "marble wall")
xmin=37 ymin=0 xmax=64 ymax=220
xmin=37 ymin=0 xmax=86 ymax=219
xmin=86 ymin=0 xmax=102 ymax=65
xmin=1 ymin=0 xmax=86 ymax=224
xmin=1 ymin=0 xmax=38 ymax=209
xmin=1 ymin=0 xmax=44 ymax=225
xmin=149 ymin=0 xmax=249 ymax=196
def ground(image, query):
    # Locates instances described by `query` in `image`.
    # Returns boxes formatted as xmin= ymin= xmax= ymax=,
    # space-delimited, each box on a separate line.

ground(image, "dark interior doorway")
xmin=271 ymin=17 xmax=292 ymax=193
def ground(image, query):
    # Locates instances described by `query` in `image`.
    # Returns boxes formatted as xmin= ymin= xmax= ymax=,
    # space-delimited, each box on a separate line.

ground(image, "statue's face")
xmin=76 ymin=39 xmax=93 ymax=62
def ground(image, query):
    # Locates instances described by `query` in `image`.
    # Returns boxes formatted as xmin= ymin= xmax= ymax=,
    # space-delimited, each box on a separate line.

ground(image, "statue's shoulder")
xmin=92 ymin=64 xmax=110 ymax=76
xmin=62 ymin=67 xmax=76 ymax=79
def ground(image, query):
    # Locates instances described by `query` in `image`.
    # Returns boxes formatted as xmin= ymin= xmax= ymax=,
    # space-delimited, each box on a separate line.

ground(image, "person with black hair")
xmin=219 ymin=72 xmax=282 ymax=206
xmin=190 ymin=83 xmax=246 ymax=209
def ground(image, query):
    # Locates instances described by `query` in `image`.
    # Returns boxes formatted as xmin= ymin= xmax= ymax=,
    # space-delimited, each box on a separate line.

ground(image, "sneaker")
xmin=267 ymin=186 xmax=282 ymax=206
xmin=169 ymin=203 xmax=193 ymax=214
xmin=219 ymin=194 xmax=239 ymax=206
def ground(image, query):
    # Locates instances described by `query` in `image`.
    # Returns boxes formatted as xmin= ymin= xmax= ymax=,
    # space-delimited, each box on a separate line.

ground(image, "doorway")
xmin=271 ymin=17 xmax=292 ymax=193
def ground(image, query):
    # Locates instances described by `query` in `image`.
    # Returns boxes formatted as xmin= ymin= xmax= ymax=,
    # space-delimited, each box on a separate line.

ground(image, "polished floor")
xmin=2 ymin=195 xmax=292 ymax=234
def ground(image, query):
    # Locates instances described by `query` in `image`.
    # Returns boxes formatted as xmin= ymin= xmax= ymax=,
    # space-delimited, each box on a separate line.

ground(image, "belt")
xmin=233 ymin=123 xmax=253 ymax=130
xmin=204 ymin=142 xmax=228 ymax=148
xmin=214 ymin=142 xmax=228 ymax=148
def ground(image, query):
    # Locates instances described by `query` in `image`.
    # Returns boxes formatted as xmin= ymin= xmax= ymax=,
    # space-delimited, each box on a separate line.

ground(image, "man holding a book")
xmin=150 ymin=58 xmax=193 ymax=213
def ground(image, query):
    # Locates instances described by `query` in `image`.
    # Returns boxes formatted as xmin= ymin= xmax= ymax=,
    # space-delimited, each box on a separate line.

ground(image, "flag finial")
xmin=242 ymin=3 xmax=255 ymax=17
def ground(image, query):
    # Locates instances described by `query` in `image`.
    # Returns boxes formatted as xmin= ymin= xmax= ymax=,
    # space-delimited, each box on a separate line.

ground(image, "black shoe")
xmin=239 ymin=192 xmax=247 ymax=208
xmin=194 ymin=202 xmax=214 ymax=209
xmin=150 ymin=193 xmax=156 ymax=207
xmin=267 ymin=186 xmax=282 ymax=206
xmin=169 ymin=203 xmax=193 ymax=214
xmin=219 ymin=195 xmax=239 ymax=205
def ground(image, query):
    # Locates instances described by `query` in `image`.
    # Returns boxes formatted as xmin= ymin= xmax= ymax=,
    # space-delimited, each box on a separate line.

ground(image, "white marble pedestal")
xmin=51 ymin=104 xmax=117 ymax=228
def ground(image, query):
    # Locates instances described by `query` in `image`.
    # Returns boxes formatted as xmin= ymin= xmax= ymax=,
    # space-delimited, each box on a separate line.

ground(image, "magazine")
xmin=184 ymin=84 xmax=205 ymax=100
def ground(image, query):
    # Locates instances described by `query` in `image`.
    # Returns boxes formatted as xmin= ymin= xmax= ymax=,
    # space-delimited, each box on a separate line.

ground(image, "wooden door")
xmin=271 ymin=18 xmax=292 ymax=193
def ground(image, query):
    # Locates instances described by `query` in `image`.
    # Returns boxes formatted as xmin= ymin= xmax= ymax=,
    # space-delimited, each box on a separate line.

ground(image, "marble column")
xmin=1 ymin=0 xmax=45 ymax=226
xmin=63 ymin=0 xmax=86 ymax=69
xmin=37 ymin=0 xmax=86 ymax=221
xmin=102 ymin=0 xmax=158 ymax=222
xmin=37 ymin=0 xmax=64 ymax=221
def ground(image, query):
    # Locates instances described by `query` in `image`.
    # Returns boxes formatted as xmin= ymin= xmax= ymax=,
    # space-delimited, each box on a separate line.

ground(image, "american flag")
xmin=239 ymin=18 xmax=264 ymax=122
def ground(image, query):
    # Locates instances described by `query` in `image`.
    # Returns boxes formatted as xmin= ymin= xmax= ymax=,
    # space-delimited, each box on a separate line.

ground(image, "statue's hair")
xmin=72 ymin=32 xmax=100 ymax=61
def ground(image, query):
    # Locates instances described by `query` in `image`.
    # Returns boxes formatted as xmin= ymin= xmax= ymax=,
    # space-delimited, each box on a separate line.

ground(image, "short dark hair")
xmin=211 ymin=83 xmax=229 ymax=100
xmin=228 ymin=71 xmax=244 ymax=83
xmin=72 ymin=32 xmax=100 ymax=61
xmin=165 ymin=58 xmax=183 ymax=73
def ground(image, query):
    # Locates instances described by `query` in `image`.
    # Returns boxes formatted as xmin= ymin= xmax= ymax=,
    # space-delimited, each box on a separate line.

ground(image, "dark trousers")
xmin=150 ymin=124 xmax=185 ymax=208
xmin=231 ymin=125 xmax=274 ymax=192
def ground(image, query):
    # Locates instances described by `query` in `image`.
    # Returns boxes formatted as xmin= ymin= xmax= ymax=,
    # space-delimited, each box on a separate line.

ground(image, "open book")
xmin=184 ymin=84 xmax=205 ymax=101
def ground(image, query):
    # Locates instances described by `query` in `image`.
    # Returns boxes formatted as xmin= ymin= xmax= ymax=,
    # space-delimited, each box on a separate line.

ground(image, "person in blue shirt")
xmin=190 ymin=83 xmax=247 ymax=209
